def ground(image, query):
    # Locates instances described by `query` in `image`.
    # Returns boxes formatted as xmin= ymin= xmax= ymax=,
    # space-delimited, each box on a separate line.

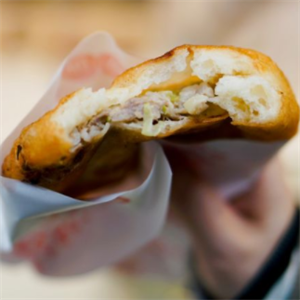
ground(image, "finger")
xmin=179 ymin=180 xmax=250 ymax=244
xmin=231 ymin=158 xmax=294 ymax=223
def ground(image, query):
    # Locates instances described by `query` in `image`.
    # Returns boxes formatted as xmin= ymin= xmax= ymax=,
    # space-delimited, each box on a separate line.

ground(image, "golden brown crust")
xmin=111 ymin=45 xmax=275 ymax=88
xmin=112 ymin=45 xmax=299 ymax=140
xmin=2 ymin=45 xmax=299 ymax=195
xmin=2 ymin=92 xmax=86 ymax=189
xmin=226 ymin=46 xmax=299 ymax=140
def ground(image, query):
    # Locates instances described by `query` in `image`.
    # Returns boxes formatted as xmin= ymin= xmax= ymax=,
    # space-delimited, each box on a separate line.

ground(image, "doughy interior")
xmin=52 ymin=51 xmax=282 ymax=147
xmin=70 ymin=78 xmax=280 ymax=147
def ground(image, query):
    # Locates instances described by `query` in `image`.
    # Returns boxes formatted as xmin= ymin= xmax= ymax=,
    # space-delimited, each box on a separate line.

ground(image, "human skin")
xmin=163 ymin=145 xmax=295 ymax=299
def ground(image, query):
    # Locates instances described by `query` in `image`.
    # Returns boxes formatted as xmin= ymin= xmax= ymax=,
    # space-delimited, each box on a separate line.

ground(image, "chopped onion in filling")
xmin=142 ymin=103 xmax=165 ymax=136
xmin=184 ymin=94 xmax=209 ymax=115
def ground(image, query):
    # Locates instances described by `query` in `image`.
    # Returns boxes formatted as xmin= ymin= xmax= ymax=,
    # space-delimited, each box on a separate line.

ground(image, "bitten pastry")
xmin=2 ymin=45 xmax=299 ymax=194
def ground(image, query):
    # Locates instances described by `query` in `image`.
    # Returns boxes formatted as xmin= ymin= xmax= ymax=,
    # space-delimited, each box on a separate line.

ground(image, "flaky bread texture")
xmin=110 ymin=45 xmax=298 ymax=139
xmin=2 ymin=45 xmax=299 ymax=192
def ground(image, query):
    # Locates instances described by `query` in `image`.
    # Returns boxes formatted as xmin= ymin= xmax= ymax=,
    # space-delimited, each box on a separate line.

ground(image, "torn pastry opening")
xmin=98 ymin=82 xmax=227 ymax=137
xmin=52 ymin=49 xmax=282 ymax=148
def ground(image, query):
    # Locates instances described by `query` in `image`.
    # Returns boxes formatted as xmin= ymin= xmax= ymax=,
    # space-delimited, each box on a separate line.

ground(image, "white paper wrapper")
xmin=0 ymin=32 xmax=287 ymax=277
xmin=114 ymin=140 xmax=284 ymax=279
xmin=0 ymin=32 xmax=172 ymax=276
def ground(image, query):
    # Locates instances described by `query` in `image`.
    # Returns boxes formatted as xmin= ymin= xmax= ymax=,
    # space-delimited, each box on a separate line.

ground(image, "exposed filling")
xmin=69 ymin=74 xmax=280 ymax=148
xmin=69 ymin=82 xmax=227 ymax=147
xmin=102 ymin=82 xmax=227 ymax=135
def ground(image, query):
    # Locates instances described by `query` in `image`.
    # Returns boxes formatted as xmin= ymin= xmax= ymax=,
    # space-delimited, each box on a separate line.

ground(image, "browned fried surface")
xmin=2 ymin=45 xmax=299 ymax=197
xmin=112 ymin=45 xmax=299 ymax=140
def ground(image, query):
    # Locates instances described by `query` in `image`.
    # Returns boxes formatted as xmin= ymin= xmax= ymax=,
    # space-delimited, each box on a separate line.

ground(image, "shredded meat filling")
xmin=71 ymin=82 xmax=226 ymax=142
xmin=106 ymin=82 xmax=216 ymax=124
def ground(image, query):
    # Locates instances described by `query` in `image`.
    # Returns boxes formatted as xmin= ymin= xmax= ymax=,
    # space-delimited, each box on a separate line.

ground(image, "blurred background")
xmin=1 ymin=1 xmax=299 ymax=299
